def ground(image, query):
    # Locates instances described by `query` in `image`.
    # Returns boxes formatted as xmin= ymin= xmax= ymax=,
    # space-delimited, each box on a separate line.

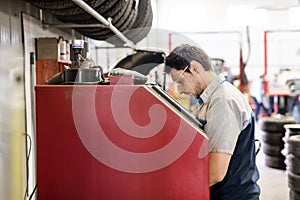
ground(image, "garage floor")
xmin=255 ymin=122 xmax=289 ymax=200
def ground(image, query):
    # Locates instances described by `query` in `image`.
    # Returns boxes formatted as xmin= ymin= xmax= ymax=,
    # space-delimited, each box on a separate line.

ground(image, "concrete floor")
xmin=255 ymin=122 xmax=289 ymax=200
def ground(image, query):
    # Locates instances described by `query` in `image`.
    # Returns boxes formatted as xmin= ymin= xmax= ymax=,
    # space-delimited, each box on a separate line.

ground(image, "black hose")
xmin=255 ymin=139 xmax=261 ymax=155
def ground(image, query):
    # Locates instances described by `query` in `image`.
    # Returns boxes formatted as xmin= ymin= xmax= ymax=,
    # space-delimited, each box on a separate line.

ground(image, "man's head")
xmin=165 ymin=44 xmax=215 ymax=99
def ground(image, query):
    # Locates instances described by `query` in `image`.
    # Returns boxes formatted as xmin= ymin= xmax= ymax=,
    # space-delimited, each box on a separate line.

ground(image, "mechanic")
xmin=165 ymin=44 xmax=260 ymax=200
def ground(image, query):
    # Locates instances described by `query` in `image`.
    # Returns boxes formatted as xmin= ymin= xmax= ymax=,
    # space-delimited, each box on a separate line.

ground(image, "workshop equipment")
xmin=35 ymin=85 xmax=209 ymax=200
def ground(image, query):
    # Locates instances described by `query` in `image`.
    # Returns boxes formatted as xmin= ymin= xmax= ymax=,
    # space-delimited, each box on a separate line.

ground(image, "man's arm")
xmin=209 ymin=152 xmax=232 ymax=186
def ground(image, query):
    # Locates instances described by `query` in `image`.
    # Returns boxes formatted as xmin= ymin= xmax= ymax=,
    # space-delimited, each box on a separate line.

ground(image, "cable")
xmin=28 ymin=184 xmax=37 ymax=200
xmin=23 ymin=133 xmax=32 ymax=200
xmin=23 ymin=133 xmax=38 ymax=200
xmin=244 ymin=26 xmax=251 ymax=66
xmin=255 ymin=139 xmax=261 ymax=156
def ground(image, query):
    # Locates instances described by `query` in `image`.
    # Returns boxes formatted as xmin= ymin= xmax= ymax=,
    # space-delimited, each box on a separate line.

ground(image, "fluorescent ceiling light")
xmin=289 ymin=7 xmax=300 ymax=25
xmin=160 ymin=5 xmax=208 ymax=32
xmin=228 ymin=5 xmax=268 ymax=26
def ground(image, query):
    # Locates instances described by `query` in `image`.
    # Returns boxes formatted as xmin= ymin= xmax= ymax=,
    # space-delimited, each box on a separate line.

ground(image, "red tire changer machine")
xmin=35 ymin=84 xmax=209 ymax=199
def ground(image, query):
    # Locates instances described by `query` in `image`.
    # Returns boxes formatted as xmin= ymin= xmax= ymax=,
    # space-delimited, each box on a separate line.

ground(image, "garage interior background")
xmin=1 ymin=0 xmax=300 ymax=199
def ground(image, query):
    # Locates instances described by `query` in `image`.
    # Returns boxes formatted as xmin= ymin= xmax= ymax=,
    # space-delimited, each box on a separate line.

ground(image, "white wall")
xmin=154 ymin=0 xmax=300 ymax=81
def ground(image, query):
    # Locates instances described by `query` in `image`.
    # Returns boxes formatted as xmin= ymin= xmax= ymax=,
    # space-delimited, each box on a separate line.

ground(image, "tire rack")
xmin=284 ymin=124 xmax=300 ymax=200
xmin=72 ymin=0 xmax=135 ymax=48
xmin=34 ymin=0 xmax=153 ymax=48
xmin=259 ymin=117 xmax=296 ymax=170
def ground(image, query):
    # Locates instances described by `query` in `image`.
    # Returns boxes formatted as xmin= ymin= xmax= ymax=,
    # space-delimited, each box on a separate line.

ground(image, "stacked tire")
xmin=284 ymin=125 xmax=300 ymax=200
xmin=259 ymin=117 xmax=296 ymax=169
xmin=23 ymin=0 xmax=153 ymax=46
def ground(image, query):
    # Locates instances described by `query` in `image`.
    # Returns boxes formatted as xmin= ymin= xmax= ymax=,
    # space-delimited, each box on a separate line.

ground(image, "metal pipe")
xmin=45 ymin=23 xmax=108 ymax=28
xmin=263 ymin=31 xmax=268 ymax=93
xmin=168 ymin=33 xmax=172 ymax=53
xmin=239 ymin=33 xmax=244 ymax=93
xmin=170 ymin=31 xmax=240 ymax=35
xmin=72 ymin=0 xmax=135 ymax=48
xmin=266 ymin=29 xmax=300 ymax=33
xmin=95 ymin=46 xmax=132 ymax=50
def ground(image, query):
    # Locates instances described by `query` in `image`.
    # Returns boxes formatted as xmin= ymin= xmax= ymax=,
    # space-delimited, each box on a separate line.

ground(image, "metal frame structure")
xmin=263 ymin=29 xmax=300 ymax=93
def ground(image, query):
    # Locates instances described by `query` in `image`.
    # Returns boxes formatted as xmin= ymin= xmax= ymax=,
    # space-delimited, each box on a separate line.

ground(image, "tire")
xmin=288 ymin=135 xmax=300 ymax=157
xmin=24 ymin=0 xmax=104 ymax=10
xmin=262 ymin=142 xmax=284 ymax=156
xmin=287 ymin=154 xmax=300 ymax=175
xmin=131 ymin=0 xmax=151 ymax=29
xmin=82 ymin=7 xmax=137 ymax=42
xmin=128 ymin=8 xmax=153 ymax=44
xmin=106 ymin=0 xmax=136 ymax=29
xmin=111 ymin=50 xmax=165 ymax=76
xmin=86 ymin=5 xmax=137 ymax=37
xmin=74 ymin=0 xmax=134 ymax=39
xmin=285 ymin=124 xmax=300 ymax=138
xmin=264 ymin=154 xmax=286 ymax=170
xmin=126 ymin=0 xmax=153 ymax=40
xmin=261 ymin=131 xmax=285 ymax=145
xmin=285 ymin=124 xmax=300 ymax=132
xmin=259 ymin=117 xmax=296 ymax=132
xmin=286 ymin=130 xmax=300 ymax=138
xmin=288 ymin=172 xmax=300 ymax=193
xmin=42 ymin=0 xmax=104 ymax=15
xmin=55 ymin=0 xmax=119 ymax=22
xmin=290 ymin=189 xmax=300 ymax=200
xmin=108 ymin=5 xmax=153 ymax=46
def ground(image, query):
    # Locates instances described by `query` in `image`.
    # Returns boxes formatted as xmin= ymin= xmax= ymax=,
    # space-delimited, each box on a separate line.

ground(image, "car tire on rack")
xmin=290 ymin=189 xmax=300 ymax=200
xmin=55 ymin=0 xmax=121 ymax=22
xmin=262 ymin=142 xmax=284 ymax=156
xmin=260 ymin=117 xmax=296 ymax=133
xmin=285 ymin=124 xmax=300 ymax=138
xmin=264 ymin=154 xmax=286 ymax=170
xmin=288 ymin=135 xmax=300 ymax=157
xmin=41 ymin=0 xmax=105 ymax=16
xmin=74 ymin=0 xmax=135 ymax=41
xmin=288 ymin=171 xmax=300 ymax=193
xmin=24 ymin=0 xmax=104 ymax=10
xmin=287 ymin=154 xmax=300 ymax=175
xmin=261 ymin=131 xmax=285 ymax=145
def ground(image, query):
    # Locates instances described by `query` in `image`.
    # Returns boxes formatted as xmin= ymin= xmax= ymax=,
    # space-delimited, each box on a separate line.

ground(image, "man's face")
xmin=170 ymin=68 xmax=203 ymax=99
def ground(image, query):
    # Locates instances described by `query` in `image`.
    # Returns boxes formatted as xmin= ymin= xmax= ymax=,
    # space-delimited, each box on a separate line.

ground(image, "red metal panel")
xmin=35 ymin=85 xmax=209 ymax=200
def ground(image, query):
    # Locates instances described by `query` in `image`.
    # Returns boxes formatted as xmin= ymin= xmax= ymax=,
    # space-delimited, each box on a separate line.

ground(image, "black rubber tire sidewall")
xmin=264 ymin=154 xmax=286 ymax=170
xmin=288 ymin=172 xmax=300 ymax=193
xmin=261 ymin=131 xmax=285 ymax=145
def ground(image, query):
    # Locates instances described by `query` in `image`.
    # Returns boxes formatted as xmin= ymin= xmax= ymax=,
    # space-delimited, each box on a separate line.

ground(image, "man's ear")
xmin=190 ymin=60 xmax=201 ymax=74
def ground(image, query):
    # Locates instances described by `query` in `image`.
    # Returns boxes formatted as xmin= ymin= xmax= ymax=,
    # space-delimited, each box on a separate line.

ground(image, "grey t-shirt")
xmin=197 ymin=73 xmax=253 ymax=154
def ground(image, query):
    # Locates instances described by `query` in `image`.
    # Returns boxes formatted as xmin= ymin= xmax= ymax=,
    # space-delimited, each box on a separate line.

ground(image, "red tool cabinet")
xmin=35 ymin=85 xmax=209 ymax=200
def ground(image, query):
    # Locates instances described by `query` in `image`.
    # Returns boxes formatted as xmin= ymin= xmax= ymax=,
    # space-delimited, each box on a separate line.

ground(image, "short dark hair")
xmin=165 ymin=44 xmax=212 ymax=73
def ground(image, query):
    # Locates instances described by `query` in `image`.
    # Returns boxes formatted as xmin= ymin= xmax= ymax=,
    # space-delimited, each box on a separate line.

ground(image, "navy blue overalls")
xmin=209 ymin=116 xmax=260 ymax=200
